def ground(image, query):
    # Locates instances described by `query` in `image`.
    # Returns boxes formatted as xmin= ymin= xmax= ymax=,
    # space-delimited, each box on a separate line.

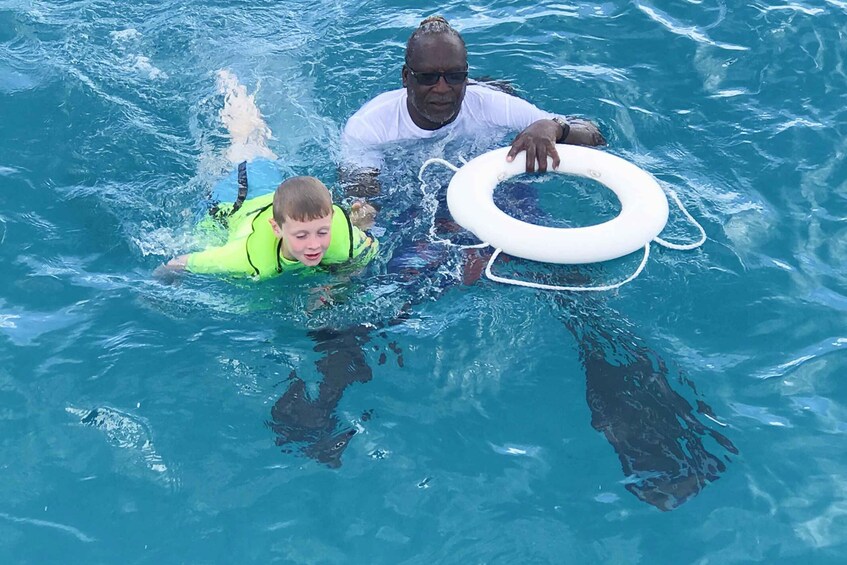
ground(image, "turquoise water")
xmin=2 ymin=0 xmax=847 ymax=562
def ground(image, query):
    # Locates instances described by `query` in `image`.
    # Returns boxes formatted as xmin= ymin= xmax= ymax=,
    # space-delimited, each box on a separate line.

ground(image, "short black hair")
xmin=405 ymin=16 xmax=467 ymax=64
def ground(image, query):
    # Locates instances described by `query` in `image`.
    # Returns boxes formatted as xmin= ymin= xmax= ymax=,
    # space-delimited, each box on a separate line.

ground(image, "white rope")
xmin=418 ymin=158 xmax=488 ymax=249
xmin=418 ymin=157 xmax=459 ymax=176
xmin=484 ymin=245 xmax=651 ymax=292
xmin=653 ymin=189 xmax=707 ymax=250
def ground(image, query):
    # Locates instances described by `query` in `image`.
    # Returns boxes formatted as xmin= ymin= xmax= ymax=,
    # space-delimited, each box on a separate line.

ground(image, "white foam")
xmin=131 ymin=55 xmax=167 ymax=80
xmin=216 ymin=69 xmax=277 ymax=164
xmin=110 ymin=28 xmax=141 ymax=42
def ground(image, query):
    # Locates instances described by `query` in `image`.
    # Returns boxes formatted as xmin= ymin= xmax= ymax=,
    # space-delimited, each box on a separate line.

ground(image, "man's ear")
xmin=269 ymin=217 xmax=284 ymax=239
xmin=401 ymin=64 xmax=409 ymax=88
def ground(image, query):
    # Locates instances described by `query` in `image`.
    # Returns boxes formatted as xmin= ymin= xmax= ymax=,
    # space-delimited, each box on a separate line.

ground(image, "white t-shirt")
xmin=341 ymin=84 xmax=553 ymax=169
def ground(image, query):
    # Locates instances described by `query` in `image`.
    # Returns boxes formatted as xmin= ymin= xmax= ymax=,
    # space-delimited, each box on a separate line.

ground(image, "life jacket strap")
xmin=339 ymin=206 xmax=354 ymax=259
xmin=208 ymin=161 xmax=250 ymax=222
xmin=231 ymin=161 xmax=249 ymax=214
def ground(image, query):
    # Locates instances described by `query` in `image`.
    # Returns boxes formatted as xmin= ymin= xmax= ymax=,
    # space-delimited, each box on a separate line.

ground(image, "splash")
xmin=216 ymin=69 xmax=277 ymax=164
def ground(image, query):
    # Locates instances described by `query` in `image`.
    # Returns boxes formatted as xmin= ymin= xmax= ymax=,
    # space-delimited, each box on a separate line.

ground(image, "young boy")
xmin=161 ymin=173 xmax=378 ymax=279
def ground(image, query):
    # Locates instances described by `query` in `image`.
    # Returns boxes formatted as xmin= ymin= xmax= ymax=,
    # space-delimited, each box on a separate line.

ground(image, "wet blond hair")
xmin=273 ymin=176 xmax=333 ymax=224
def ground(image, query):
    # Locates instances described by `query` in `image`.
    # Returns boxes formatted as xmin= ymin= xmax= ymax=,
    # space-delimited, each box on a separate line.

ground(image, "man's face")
xmin=403 ymin=34 xmax=468 ymax=130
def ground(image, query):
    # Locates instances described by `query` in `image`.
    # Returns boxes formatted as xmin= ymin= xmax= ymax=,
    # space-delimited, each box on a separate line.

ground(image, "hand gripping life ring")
xmin=445 ymin=146 xmax=670 ymax=264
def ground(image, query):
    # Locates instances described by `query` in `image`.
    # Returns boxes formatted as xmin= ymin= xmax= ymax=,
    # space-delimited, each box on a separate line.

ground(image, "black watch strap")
xmin=552 ymin=116 xmax=570 ymax=143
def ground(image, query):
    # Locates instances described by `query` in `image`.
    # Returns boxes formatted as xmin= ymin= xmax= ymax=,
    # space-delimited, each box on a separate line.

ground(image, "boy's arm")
xmin=164 ymin=255 xmax=188 ymax=270
xmin=184 ymin=239 xmax=255 ymax=276
xmin=154 ymin=239 xmax=254 ymax=280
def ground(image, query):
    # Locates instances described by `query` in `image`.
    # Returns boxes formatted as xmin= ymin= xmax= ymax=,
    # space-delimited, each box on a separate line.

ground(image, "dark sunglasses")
xmin=406 ymin=67 xmax=468 ymax=86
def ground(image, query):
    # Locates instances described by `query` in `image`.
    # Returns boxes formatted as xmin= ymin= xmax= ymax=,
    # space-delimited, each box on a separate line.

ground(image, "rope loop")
xmin=484 ymin=246 xmax=651 ymax=292
xmin=653 ymin=189 xmax=707 ymax=250
xmin=418 ymin=158 xmax=488 ymax=249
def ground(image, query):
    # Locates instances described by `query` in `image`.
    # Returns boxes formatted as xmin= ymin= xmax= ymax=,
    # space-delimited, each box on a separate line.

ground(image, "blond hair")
xmin=273 ymin=176 xmax=333 ymax=224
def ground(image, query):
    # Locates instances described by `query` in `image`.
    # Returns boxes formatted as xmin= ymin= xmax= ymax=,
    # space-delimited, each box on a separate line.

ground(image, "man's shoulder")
xmin=461 ymin=83 xmax=551 ymax=128
xmin=348 ymin=88 xmax=405 ymax=121
xmin=342 ymin=88 xmax=408 ymax=151
xmin=463 ymin=82 xmax=522 ymax=106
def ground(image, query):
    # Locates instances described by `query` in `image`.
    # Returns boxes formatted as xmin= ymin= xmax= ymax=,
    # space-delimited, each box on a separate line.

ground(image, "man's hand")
xmin=506 ymin=117 xmax=607 ymax=173
xmin=506 ymin=119 xmax=561 ymax=173
xmin=349 ymin=200 xmax=377 ymax=231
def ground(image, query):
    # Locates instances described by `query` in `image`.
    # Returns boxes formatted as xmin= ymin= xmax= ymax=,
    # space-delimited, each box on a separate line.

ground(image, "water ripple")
xmin=756 ymin=337 xmax=847 ymax=380
xmin=729 ymin=402 xmax=792 ymax=427
xmin=66 ymin=405 xmax=176 ymax=487
xmin=636 ymin=1 xmax=749 ymax=51
xmin=0 ymin=511 xmax=95 ymax=543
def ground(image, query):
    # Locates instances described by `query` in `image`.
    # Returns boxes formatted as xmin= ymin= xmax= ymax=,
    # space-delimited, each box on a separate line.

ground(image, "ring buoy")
xmin=446 ymin=145 xmax=670 ymax=264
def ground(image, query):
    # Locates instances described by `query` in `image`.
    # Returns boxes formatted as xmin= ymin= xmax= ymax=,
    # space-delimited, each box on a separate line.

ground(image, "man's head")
xmin=270 ymin=176 xmax=333 ymax=267
xmin=402 ymin=16 xmax=468 ymax=130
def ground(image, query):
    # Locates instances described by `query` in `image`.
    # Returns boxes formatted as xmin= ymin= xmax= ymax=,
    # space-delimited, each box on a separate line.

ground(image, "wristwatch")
xmin=551 ymin=116 xmax=570 ymax=143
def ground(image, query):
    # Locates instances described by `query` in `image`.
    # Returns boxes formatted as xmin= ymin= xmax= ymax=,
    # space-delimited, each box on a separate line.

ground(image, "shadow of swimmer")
xmin=563 ymin=300 xmax=738 ymax=511
xmin=266 ymin=294 xmax=737 ymax=511
xmin=266 ymin=325 xmax=399 ymax=469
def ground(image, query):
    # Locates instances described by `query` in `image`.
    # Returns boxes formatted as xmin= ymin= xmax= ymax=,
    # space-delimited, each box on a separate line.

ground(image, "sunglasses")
xmin=406 ymin=67 xmax=469 ymax=86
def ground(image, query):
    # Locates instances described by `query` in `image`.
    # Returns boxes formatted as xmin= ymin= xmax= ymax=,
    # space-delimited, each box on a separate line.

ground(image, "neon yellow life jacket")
xmin=186 ymin=192 xmax=378 ymax=279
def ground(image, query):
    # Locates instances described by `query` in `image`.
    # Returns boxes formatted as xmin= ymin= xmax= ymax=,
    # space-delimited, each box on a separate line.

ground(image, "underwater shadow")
xmin=266 ymin=325 xmax=374 ymax=469
xmin=560 ymin=295 xmax=738 ymax=511
xmin=266 ymin=277 xmax=737 ymax=511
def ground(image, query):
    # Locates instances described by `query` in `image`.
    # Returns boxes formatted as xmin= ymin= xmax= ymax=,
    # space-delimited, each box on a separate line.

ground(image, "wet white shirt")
xmin=341 ymin=84 xmax=552 ymax=169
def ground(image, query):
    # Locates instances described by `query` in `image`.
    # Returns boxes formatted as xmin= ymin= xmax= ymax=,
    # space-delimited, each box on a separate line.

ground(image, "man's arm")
xmin=338 ymin=165 xmax=381 ymax=199
xmin=338 ymin=108 xmax=386 ymax=199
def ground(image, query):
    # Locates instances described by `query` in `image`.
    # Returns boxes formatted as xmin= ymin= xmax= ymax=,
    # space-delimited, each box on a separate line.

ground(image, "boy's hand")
xmin=349 ymin=199 xmax=377 ymax=231
xmin=153 ymin=255 xmax=188 ymax=284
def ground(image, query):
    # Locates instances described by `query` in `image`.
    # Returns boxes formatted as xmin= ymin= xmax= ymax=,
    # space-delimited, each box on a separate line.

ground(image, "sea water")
xmin=2 ymin=0 xmax=846 ymax=563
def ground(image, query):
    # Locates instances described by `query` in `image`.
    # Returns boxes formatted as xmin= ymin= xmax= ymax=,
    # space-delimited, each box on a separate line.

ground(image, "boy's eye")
xmin=318 ymin=230 xmax=329 ymax=236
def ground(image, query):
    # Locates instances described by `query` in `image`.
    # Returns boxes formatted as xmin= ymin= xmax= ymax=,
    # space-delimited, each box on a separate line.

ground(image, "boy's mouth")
xmin=303 ymin=252 xmax=323 ymax=261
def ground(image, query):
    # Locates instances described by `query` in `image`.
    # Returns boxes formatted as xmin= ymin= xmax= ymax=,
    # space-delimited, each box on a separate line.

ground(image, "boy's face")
xmin=270 ymin=213 xmax=333 ymax=267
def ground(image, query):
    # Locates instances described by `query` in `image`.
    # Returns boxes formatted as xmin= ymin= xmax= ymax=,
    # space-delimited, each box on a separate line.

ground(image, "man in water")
xmin=340 ymin=15 xmax=606 ymax=196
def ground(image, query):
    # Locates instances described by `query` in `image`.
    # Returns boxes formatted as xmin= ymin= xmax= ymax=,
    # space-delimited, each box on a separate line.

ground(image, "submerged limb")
xmin=266 ymin=241 xmax=457 ymax=468
xmin=267 ymin=325 xmax=376 ymax=468
xmin=561 ymin=299 xmax=737 ymax=511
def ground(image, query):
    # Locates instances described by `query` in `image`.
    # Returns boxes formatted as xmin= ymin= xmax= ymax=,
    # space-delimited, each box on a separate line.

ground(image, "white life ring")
xmin=446 ymin=145 xmax=670 ymax=264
